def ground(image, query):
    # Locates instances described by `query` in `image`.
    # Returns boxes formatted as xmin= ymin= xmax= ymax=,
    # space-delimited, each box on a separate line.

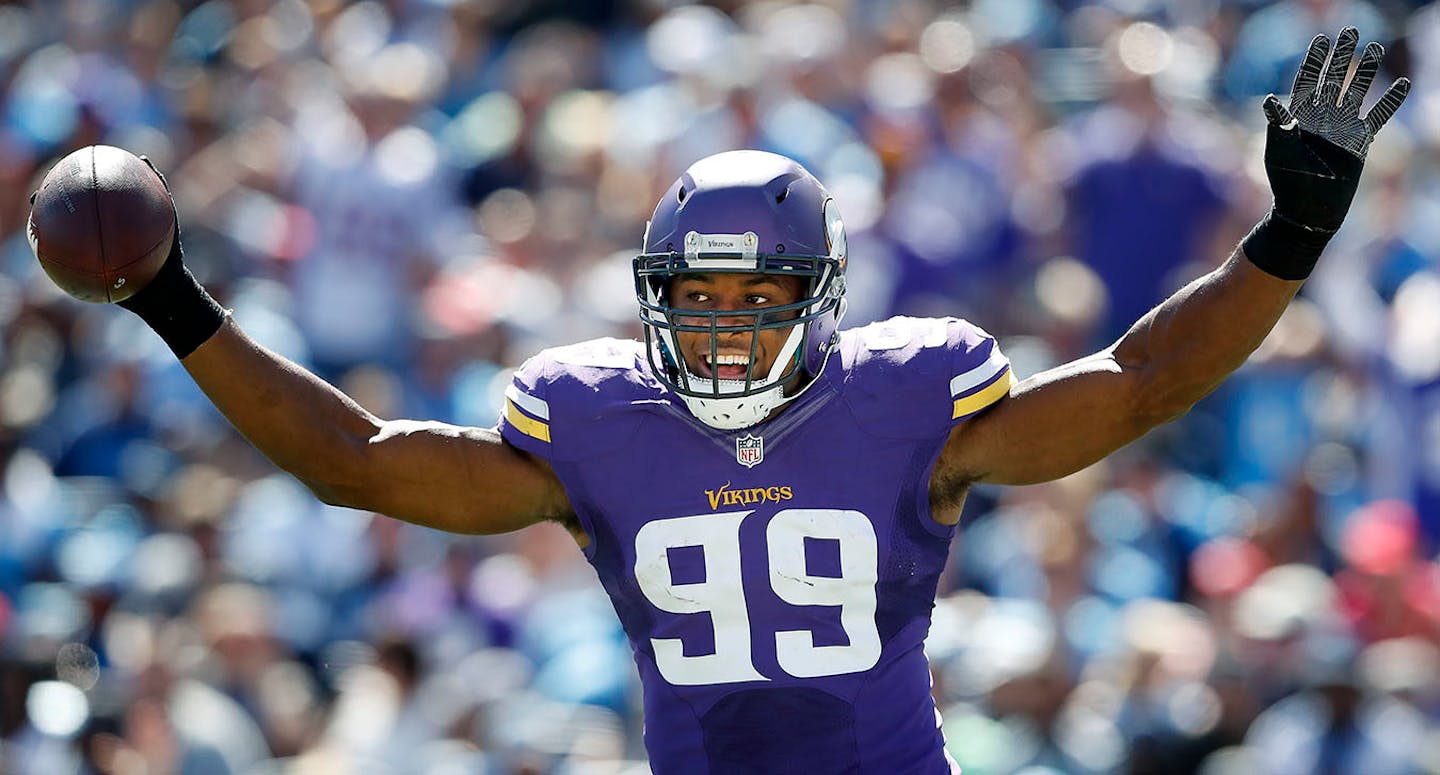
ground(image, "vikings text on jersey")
xmin=500 ymin=316 xmax=1011 ymax=774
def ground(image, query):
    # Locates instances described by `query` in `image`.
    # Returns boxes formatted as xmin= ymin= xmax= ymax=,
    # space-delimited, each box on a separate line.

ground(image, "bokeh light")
xmin=0 ymin=3 xmax=1435 ymax=773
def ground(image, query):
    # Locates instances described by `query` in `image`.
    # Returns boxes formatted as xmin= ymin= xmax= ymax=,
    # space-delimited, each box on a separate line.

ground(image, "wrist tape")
xmin=1241 ymin=210 xmax=1335 ymax=281
xmin=117 ymin=252 xmax=227 ymax=358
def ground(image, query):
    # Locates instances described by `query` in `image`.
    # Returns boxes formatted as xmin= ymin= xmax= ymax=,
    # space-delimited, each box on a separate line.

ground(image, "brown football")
xmin=28 ymin=145 xmax=175 ymax=303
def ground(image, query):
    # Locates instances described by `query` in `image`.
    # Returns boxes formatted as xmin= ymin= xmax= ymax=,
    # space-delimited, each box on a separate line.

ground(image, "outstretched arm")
xmin=63 ymin=164 xmax=573 ymax=536
xmin=937 ymin=27 xmax=1409 ymax=491
xmin=940 ymin=251 xmax=1295 ymax=489
xmin=179 ymin=319 xmax=572 ymax=535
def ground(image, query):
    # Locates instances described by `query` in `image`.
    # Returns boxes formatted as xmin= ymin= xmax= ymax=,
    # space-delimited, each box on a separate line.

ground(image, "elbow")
xmin=300 ymin=429 xmax=382 ymax=510
xmin=1126 ymin=371 xmax=1201 ymax=432
xmin=299 ymin=473 xmax=371 ymax=511
xmin=306 ymin=480 xmax=359 ymax=508
xmin=1103 ymin=347 xmax=1193 ymax=432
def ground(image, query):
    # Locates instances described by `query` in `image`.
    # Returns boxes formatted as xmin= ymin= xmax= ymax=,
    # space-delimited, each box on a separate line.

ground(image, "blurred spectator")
xmin=1224 ymin=0 xmax=1391 ymax=101
xmin=282 ymin=42 xmax=459 ymax=380
xmin=1 ymin=2 xmax=1437 ymax=774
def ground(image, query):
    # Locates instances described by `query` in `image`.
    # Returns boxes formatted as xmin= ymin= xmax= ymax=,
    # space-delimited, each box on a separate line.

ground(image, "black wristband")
xmin=1240 ymin=210 xmax=1335 ymax=281
xmin=117 ymin=249 xmax=227 ymax=358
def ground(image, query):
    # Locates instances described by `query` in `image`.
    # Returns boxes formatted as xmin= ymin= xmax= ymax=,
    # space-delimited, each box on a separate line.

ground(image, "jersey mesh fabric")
xmin=496 ymin=318 xmax=1009 ymax=774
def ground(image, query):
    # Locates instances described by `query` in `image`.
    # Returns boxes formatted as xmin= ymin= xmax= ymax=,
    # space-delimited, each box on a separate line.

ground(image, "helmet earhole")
xmin=776 ymin=187 xmax=789 ymax=204
xmin=678 ymin=187 xmax=687 ymax=203
xmin=775 ymin=244 xmax=785 ymax=253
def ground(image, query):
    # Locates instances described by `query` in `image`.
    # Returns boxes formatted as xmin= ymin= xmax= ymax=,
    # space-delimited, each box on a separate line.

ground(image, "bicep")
xmin=330 ymin=419 xmax=573 ymax=535
xmin=939 ymin=349 xmax=1160 ymax=487
xmin=938 ymin=231 xmax=1298 ymax=491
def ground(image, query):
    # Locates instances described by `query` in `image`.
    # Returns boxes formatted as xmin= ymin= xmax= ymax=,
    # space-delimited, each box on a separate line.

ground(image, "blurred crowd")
xmin=0 ymin=0 xmax=1438 ymax=773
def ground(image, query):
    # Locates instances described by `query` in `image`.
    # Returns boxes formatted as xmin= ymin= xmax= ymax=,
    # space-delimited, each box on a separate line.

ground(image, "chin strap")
xmin=674 ymin=325 xmax=805 ymax=430
xmin=676 ymin=323 xmax=847 ymax=431
xmin=677 ymin=378 xmax=791 ymax=430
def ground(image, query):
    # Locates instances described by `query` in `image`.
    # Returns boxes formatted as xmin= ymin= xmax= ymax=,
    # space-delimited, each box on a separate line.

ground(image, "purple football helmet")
xmin=634 ymin=150 xmax=847 ymax=429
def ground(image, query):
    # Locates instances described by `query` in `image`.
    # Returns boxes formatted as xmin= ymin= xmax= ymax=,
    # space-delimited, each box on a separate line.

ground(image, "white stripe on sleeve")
xmin=505 ymin=383 xmax=550 ymax=420
xmin=949 ymin=345 xmax=1009 ymax=397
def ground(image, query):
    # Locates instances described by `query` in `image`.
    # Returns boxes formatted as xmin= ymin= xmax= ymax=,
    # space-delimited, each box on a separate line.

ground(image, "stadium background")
xmin=1 ymin=0 xmax=1438 ymax=772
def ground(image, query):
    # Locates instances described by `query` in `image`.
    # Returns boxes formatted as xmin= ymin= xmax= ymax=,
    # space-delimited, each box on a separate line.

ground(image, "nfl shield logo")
xmin=736 ymin=434 xmax=764 ymax=468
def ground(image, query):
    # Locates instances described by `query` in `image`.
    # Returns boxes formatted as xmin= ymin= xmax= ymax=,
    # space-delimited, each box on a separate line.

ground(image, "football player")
xmin=68 ymin=29 xmax=1405 ymax=774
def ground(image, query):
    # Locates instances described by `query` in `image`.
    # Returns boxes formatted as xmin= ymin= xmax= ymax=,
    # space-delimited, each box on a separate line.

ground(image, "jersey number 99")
xmin=634 ymin=509 xmax=881 ymax=686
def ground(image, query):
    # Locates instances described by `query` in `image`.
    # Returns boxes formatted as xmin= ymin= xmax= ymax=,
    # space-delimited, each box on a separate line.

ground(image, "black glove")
xmin=1243 ymin=27 xmax=1410 ymax=280
xmin=118 ymin=156 xmax=185 ymax=312
xmin=117 ymin=156 xmax=227 ymax=358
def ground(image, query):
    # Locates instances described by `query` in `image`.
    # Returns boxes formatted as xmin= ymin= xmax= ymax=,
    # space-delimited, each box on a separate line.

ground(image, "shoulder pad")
xmin=498 ymin=339 xmax=661 ymax=461
xmin=837 ymin=316 xmax=1012 ymax=440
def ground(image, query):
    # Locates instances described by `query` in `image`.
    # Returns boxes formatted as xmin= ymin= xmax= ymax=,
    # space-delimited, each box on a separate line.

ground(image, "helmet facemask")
xmin=635 ymin=220 xmax=846 ymax=430
xmin=634 ymin=152 xmax=849 ymax=430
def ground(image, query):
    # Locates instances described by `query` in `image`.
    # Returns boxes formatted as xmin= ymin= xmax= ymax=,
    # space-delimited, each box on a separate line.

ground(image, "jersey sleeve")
xmin=496 ymin=339 xmax=655 ymax=463
xmin=497 ymin=353 xmax=555 ymax=460
xmin=841 ymin=316 xmax=1013 ymax=439
xmin=946 ymin=321 xmax=1013 ymax=422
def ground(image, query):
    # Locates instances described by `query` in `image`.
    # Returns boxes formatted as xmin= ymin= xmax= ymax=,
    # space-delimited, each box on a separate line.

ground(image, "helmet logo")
xmin=736 ymin=433 xmax=764 ymax=468
xmin=685 ymin=231 xmax=759 ymax=261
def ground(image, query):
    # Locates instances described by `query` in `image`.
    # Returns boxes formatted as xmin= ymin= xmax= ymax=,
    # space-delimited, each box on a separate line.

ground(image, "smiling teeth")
xmin=707 ymin=354 xmax=750 ymax=366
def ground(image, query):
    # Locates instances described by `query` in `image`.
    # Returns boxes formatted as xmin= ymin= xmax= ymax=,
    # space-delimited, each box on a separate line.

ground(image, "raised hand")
xmin=1266 ymin=27 xmax=1409 ymax=159
xmin=1244 ymin=27 xmax=1409 ymax=280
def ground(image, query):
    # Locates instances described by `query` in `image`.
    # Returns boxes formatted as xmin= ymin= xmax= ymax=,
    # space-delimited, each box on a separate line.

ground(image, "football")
xmin=28 ymin=145 xmax=175 ymax=303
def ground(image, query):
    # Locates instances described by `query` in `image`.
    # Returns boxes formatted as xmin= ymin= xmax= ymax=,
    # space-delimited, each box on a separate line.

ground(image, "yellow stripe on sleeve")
xmin=952 ymin=368 xmax=1013 ymax=419
xmin=506 ymin=399 xmax=551 ymax=443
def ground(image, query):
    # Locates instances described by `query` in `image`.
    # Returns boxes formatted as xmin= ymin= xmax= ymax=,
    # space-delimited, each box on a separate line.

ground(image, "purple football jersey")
xmin=499 ymin=316 xmax=1011 ymax=774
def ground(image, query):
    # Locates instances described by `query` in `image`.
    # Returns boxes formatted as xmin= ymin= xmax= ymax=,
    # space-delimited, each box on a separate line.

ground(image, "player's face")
xmin=668 ymin=273 xmax=805 ymax=382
